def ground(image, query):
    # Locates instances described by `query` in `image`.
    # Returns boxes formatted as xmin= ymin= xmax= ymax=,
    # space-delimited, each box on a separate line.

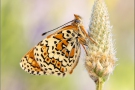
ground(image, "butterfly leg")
xmin=78 ymin=37 xmax=88 ymax=55
xmin=81 ymin=44 xmax=88 ymax=55
xmin=79 ymin=25 xmax=97 ymax=45
xmin=88 ymin=36 xmax=97 ymax=45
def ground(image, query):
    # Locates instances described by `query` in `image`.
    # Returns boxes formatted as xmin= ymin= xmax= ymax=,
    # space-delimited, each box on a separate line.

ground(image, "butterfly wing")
xmin=20 ymin=26 xmax=81 ymax=77
xmin=20 ymin=48 xmax=46 ymax=75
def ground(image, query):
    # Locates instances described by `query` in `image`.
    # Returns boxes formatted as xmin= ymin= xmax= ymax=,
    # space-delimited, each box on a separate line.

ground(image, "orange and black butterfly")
xmin=20 ymin=14 xmax=95 ymax=77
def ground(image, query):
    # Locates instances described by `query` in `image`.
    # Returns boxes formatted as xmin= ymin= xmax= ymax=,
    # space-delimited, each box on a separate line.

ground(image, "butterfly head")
xmin=73 ymin=14 xmax=83 ymax=25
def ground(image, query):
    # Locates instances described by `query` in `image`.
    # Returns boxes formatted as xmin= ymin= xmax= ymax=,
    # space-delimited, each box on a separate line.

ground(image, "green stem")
xmin=96 ymin=77 xmax=104 ymax=90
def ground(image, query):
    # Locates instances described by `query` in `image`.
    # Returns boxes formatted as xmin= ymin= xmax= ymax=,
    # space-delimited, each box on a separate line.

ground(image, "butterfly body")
xmin=20 ymin=14 xmax=94 ymax=77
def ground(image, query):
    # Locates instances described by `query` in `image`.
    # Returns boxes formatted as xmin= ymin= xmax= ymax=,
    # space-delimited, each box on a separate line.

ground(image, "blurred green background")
xmin=1 ymin=0 xmax=134 ymax=90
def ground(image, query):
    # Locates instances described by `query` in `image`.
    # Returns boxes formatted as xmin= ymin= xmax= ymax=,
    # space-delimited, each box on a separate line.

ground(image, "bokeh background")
xmin=1 ymin=0 xmax=134 ymax=90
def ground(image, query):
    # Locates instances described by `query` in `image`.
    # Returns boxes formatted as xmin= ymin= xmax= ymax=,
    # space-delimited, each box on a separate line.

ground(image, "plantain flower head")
xmin=85 ymin=0 xmax=117 ymax=83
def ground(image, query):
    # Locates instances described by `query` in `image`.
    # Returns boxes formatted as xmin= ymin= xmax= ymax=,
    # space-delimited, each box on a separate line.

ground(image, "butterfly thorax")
xmin=71 ymin=21 xmax=87 ymax=45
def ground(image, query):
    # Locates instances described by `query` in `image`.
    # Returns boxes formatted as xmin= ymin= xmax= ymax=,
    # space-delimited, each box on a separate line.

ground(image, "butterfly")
xmin=20 ymin=14 xmax=95 ymax=77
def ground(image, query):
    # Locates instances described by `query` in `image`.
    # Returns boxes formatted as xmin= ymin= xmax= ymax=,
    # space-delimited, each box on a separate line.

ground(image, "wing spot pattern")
xmin=20 ymin=28 xmax=82 ymax=77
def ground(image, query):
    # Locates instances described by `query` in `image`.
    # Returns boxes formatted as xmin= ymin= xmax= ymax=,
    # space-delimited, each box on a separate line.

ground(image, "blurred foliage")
xmin=1 ymin=0 xmax=134 ymax=90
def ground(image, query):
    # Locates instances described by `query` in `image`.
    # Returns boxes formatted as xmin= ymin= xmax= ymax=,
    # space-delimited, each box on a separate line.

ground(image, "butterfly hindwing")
xmin=33 ymin=28 xmax=80 ymax=77
xmin=20 ymin=27 xmax=81 ymax=77
xmin=20 ymin=48 xmax=46 ymax=75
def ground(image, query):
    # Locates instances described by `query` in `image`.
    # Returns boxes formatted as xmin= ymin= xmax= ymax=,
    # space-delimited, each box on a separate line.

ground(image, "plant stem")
xmin=96 ymin=77 xmax=104 ymax=90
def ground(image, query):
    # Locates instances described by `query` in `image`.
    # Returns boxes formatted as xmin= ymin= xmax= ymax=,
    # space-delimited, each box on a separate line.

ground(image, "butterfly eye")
xmin=74 ymin=19 xmax=80 ymax=24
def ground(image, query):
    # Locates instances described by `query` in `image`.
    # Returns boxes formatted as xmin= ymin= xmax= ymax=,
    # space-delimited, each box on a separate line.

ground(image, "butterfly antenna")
xmin=42 ymin=20 xmax=74 ymax=36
